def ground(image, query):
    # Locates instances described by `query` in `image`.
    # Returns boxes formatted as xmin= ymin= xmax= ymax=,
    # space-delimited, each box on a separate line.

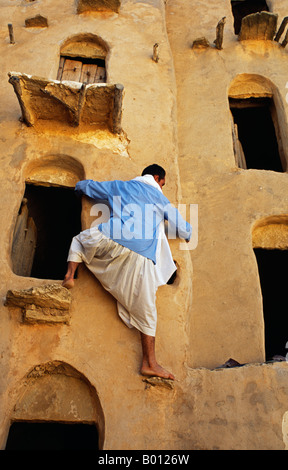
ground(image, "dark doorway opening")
xmin=5 ymin=422 xmax=99 ymax=450
xmin=254 ymin=248 xmax=288 ymax=360
xmin=12 ymin=184 xmax=82 ymax=280
xmin=230 ymin=97 xmax=283 ymax=172
xmin=231 ymin=0 xmax=269 ymax=34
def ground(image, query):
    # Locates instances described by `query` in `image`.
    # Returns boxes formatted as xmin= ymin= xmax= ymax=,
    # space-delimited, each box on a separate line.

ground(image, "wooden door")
xmin=12 ymin=199 xmax=37 ymax=277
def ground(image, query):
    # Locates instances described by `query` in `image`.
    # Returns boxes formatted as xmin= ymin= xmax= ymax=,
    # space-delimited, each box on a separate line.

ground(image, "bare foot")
xmin=62 ymin=277 xmax=75 ymax=289
xmin=141 ymin=363 xmax=175 ymax=380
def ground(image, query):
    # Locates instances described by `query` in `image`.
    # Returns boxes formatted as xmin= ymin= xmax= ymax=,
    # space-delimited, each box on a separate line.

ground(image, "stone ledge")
xmin=8 ymin=72 xmax=124 ymax=134
xmin=5 ymin=284 xmax=71 ymax=324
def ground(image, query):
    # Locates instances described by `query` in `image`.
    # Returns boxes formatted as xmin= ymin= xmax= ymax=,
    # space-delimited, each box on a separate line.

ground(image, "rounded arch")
xmin=60 ymin=33 xmax=109 ymax=60
xmin=23 ymin=154 xmax=85 ymax=188
xmin=6 ymin=361 xmax=105 ymax=449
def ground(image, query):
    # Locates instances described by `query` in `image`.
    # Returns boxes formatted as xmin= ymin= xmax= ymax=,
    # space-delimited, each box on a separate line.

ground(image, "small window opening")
xmin=57 ymin=56 xmax=106 ymax=84
xmin=230 ymin=97 xmax=284 ymax=172
xmin=5 ymin=422 xmax=99 ymax=450
xmin=231 ymin=0 xmax=269 ymax=34
xmin=254 ymin=248 xmax=288 ymax=360
xmin=12 ymin=184 xmax=81 ymax=280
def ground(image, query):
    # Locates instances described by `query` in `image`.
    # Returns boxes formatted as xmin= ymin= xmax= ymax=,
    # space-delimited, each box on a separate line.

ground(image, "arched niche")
xmin=57 ymin=34 xmax=109 ymax=84
xmin=228 ymin=74 xmax=288 ymax=172
xmin=6 ymin=361 xmax=105 ymax=450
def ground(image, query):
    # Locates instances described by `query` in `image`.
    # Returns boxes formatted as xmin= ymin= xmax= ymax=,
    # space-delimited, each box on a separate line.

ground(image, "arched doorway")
xmin=229 ymin=74 xmax=288 ymax=172
xmin=5 ymin=361 xmax=105 ymax=450
xmin=11 ymin=155 xmax=84 ymax=280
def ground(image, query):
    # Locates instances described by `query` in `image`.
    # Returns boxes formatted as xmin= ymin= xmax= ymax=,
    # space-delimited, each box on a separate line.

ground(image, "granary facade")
xmin=1 ymin=0 xmax=288 ymax=450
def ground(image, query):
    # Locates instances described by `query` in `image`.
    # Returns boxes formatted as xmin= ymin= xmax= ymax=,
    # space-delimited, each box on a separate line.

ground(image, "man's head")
xmin=142 ymin=164 xmax=166 ymax=189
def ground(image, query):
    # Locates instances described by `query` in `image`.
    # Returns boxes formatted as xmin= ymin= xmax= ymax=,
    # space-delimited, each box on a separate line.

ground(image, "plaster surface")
xmin=1 ymin=0 xmax=288 ymax=450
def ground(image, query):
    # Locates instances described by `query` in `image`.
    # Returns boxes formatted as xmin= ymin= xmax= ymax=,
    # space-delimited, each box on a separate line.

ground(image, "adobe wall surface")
xmin=1 ymin=0 xmax=288 ymax=450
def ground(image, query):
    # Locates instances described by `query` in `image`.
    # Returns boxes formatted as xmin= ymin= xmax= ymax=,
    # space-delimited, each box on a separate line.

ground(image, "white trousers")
xmin=68 ymin=227 xmax=158 ymax=336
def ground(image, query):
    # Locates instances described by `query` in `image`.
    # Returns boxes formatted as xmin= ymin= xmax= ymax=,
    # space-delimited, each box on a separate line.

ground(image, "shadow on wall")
xmin=11 ymin=155 xmax=84 ymax=280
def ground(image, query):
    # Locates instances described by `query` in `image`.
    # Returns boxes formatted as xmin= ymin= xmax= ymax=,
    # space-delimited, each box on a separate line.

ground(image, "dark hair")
xmin=141 ymin=164 xmax=166 ymax=180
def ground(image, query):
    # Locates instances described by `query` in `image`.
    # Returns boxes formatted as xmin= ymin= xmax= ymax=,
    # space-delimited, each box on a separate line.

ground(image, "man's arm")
xmin=75 ymin=179 xmax=114 ymax=201
xmin=163 ymin=203 xmax=192 ymax=241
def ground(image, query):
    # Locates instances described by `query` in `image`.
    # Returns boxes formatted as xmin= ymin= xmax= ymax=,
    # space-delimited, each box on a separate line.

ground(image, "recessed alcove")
xmin=58 ymin=34 xmax=108 ymax=84
xmin=5 ymin=361 xmax=105 ymax=450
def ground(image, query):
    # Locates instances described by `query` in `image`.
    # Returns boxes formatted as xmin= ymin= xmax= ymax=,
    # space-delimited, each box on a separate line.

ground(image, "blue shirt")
xmin=75 ymin=178 xmax=192 ymax=264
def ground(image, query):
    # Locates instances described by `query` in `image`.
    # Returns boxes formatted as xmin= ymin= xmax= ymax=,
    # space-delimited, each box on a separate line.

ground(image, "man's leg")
xmin=62 ymin=261 xmax=80 ymax=289
xmin=140 ymin=333 xmax=175 ymax=380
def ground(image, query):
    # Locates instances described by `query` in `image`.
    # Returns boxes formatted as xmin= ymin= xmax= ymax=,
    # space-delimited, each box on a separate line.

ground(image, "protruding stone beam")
xmin=8 ymin=72 xmax=124 ymax=133
xmin=5 ymin=284 xmax=72 ymax=324
xmin=238 ymin=11 xmax=278 ymax=41
xmin=142 ymin=376 xmax=174 ymax=390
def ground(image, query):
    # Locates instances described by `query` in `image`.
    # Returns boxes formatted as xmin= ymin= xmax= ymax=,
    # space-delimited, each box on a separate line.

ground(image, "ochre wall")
xmin=1 ymin=0 xmax=288 ymax=450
